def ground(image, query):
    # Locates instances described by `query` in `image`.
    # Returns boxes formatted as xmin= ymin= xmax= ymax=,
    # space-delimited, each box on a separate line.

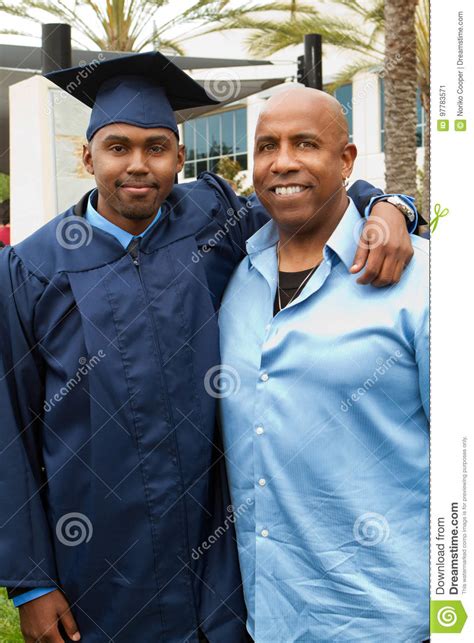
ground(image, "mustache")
xmin=115 ymin=179 xmax=160 ymax=189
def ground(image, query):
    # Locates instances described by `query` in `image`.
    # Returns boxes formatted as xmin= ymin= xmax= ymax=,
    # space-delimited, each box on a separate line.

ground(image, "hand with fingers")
xmin=351 ymin=201 xmax=414 ymax=287
xmin=19 ymin=590 xmax=81 ymax=643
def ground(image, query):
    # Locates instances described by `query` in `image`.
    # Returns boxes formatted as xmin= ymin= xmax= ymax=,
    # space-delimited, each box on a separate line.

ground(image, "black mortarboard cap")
xmin=44 ymin=51 xmax=219 ymax=141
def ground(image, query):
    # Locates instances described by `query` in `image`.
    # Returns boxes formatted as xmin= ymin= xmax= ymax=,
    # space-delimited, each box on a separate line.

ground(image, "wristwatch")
xmin=383 ymin=195 xmax=416 ymax=223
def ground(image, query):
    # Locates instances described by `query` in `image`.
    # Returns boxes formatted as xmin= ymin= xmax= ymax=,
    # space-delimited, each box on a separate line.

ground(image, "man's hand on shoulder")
xmin=351 ymin=201 xmax=414 ymax=287
xmin=19 ymin=589 xmax=80 ymax=643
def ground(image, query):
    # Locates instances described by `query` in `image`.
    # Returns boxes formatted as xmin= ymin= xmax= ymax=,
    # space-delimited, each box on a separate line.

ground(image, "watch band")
xmin=385 ymin=196 xmax=416 ymax=223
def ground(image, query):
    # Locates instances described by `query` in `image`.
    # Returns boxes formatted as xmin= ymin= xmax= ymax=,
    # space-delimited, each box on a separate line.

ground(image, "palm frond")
xmin=203 ymin=2 xmax=384 ymax=57
xmin=0 ymin=0 xmax=239 ymax=53
xmin=0 ymin=2 xmax=27 ymax=17
xmin=325 ymin=58 xmax=380 ymax=92
xmin=0 ymin=28 xmax=34 ymax=37
xmin=239 ymin=16 xmax=380 ymax=58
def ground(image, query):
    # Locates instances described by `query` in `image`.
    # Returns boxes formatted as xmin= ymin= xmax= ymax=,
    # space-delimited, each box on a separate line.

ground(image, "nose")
xmin=126 ymin=149 xmax=149 ymax=175
xmin=270 ymin=144 xmax=301 ymax=175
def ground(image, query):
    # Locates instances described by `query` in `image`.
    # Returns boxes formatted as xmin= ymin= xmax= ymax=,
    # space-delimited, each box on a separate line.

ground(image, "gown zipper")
xmin=127 ymin=237 xmax=140 ymax=267
xmin=126 ymin=234 xmax=198 ymax=627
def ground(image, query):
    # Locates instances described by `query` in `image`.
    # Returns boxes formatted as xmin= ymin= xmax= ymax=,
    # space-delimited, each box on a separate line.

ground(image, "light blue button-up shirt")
xmin=12 ymin=191 xmax=162 ymax=609
xmin=218 ymin=198 xmax=429 ymax=642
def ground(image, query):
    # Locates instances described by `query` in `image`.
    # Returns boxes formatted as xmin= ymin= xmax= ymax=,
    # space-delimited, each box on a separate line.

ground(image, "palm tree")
xmin=207 ymin=0 xmax=429 ymax=214
xmin=0 ymin=0 xmax=230 ymax=54
xmin=204 ymin=1 xmax=385 ymax=83
xmin=383 ymin=0 xmax=418 ymax=196
xmin=416 ymin=0 xmax=430 ymax=219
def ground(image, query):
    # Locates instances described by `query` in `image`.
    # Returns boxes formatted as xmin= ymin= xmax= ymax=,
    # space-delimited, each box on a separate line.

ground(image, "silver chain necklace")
xmin=276 ymin=241 xmax=321 ymax=313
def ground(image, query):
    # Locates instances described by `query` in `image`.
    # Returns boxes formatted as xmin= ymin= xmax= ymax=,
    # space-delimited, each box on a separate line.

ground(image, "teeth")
xmin=274 ymin=185 xmax=306 ymax=195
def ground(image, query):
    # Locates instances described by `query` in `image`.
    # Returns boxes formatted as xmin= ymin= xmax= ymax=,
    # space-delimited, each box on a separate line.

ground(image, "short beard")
xmin=119 ymin=208 xmax=157 ymax=221
xmin=112 ymin=178 xmax=161 ymax=221
xmin=112 ymin=192 xmax=161 ymax=221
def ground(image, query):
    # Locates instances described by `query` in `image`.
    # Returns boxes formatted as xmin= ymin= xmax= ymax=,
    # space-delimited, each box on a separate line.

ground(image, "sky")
xmin=0 ymin=1 xmax=285 ymax=58
xmin=0 ymin=1 xmax=370 ymax=82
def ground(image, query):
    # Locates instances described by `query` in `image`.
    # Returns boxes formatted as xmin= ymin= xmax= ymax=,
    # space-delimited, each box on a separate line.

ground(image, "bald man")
xmin=218 ymin=88 xmax=429 ymax=642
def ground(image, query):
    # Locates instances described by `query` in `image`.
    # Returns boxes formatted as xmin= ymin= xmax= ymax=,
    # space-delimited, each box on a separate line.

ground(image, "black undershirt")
xmin=274 ymin=265 xmax=320 ymax=316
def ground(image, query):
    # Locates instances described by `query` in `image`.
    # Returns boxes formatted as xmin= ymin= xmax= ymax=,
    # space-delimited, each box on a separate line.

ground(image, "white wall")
xmin=9 ymin=75 xmax=95 ymax=243
xmin=9 ymin=75 xmax=56 ymax=244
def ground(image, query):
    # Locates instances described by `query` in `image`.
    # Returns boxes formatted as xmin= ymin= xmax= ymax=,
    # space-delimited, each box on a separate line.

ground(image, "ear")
xmin=341 ymin=143 xmax=357 ymax=179
xmin=82 ymin=143 xmax=94 ymax=175
xmin=176 ymin=143 xmax=185 ymax=174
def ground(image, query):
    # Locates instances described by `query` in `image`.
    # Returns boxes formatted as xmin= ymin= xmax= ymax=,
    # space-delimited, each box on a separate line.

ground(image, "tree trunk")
xmin=422 ymin=98 xmax=430 ymax=223
xmin=384 ymin=0 xmax=418 ymax=196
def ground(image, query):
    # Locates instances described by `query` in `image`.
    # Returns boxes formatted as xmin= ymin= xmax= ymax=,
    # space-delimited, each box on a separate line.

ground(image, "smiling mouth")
xmin=270 ymin=185 xmax=310 ymax=196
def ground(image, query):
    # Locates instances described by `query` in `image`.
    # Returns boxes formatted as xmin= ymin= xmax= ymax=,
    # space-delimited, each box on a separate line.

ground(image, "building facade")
xmin=178 ymin=71 xmax=426 ymax=192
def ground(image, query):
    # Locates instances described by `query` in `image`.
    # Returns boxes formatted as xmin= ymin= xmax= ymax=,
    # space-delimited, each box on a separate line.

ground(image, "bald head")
xmin=257 ymin=86 xmax=349 ymax=149
xmin=252 ymin=85 xmax=357 ymax=233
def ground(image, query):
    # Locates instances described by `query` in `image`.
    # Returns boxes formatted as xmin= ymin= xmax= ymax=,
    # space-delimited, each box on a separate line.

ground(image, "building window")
xmin=332 ymin=83 xmax=353 ymax=142
xmin=183 ymin=108 xmax=248 ymax=179
xmin=380 ymin=79 xmax=424 ymax=149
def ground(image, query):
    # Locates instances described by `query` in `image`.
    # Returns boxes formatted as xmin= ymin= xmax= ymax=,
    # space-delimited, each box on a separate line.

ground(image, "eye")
xmin=298 ymin=141 xmax=317 ymax=149
xmin=260 ymin=143 xmax=276 ymax=152
xmin=110 ymin=144 xmax=126 ymax=153
xmin=149 ymin=145 xmax=165 ymax=154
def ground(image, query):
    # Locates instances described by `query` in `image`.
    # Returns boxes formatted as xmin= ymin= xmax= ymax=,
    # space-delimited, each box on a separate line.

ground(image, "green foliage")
xmin=205 ymin=0 xmax=429 ymax=198
xmin=215 ymin=156 xmax=242 ymax=181
xmin=0 ymin=173 xmax=9 ymax=202
xmin=204 ymin=1 xmax=384 ymax=64
xmin=0 ymin=0 xmax=230 ymax=53
xmin=215 ymin=156 xmax=252 ymax=196
xmin=205 ymin=0 xmax=428 ymax=98
xmin=0 ymin=588 xmax=22 ymax=643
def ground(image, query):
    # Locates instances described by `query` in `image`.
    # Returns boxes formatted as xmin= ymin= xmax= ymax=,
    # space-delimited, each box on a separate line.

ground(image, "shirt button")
xmin=260 ymin=372 xmax=269 ymax=382
xmin=265 ymin=324 xmax=271 ymax=333
xmin=261 ymin=529 xmax=269 ymax=538
xmin=258 ymin=478 xmax=266 ymax=487
xmin=255 ymin=426 xmax=264 ymax=435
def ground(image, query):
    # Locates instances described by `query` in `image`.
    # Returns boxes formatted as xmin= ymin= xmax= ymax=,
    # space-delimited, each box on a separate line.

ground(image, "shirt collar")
xmin=85 ymin=189 xmax=162 ymax=249
xmin=324 ymin=197 xmax=363 ymax=271
xmin=246 ymin=197 xmax=362 ymax=272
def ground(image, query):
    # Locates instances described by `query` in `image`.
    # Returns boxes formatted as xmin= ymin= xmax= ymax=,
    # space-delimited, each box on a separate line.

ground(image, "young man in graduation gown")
xmin=0 ymin=52 xmax=418 ymax=643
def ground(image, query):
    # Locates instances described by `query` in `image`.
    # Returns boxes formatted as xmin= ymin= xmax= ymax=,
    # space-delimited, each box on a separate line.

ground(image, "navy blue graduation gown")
xmin=0 ymin=174 xmax=382 ymax=642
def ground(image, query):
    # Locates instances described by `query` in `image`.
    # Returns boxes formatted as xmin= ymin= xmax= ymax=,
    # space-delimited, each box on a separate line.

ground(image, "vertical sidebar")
xmin=431 ymin=0 xmax=472 ymax=639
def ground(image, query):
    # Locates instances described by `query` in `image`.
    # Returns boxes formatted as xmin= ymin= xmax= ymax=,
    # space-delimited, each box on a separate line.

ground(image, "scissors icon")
xmin=430 ymin=203 xmax=449 ymax=233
